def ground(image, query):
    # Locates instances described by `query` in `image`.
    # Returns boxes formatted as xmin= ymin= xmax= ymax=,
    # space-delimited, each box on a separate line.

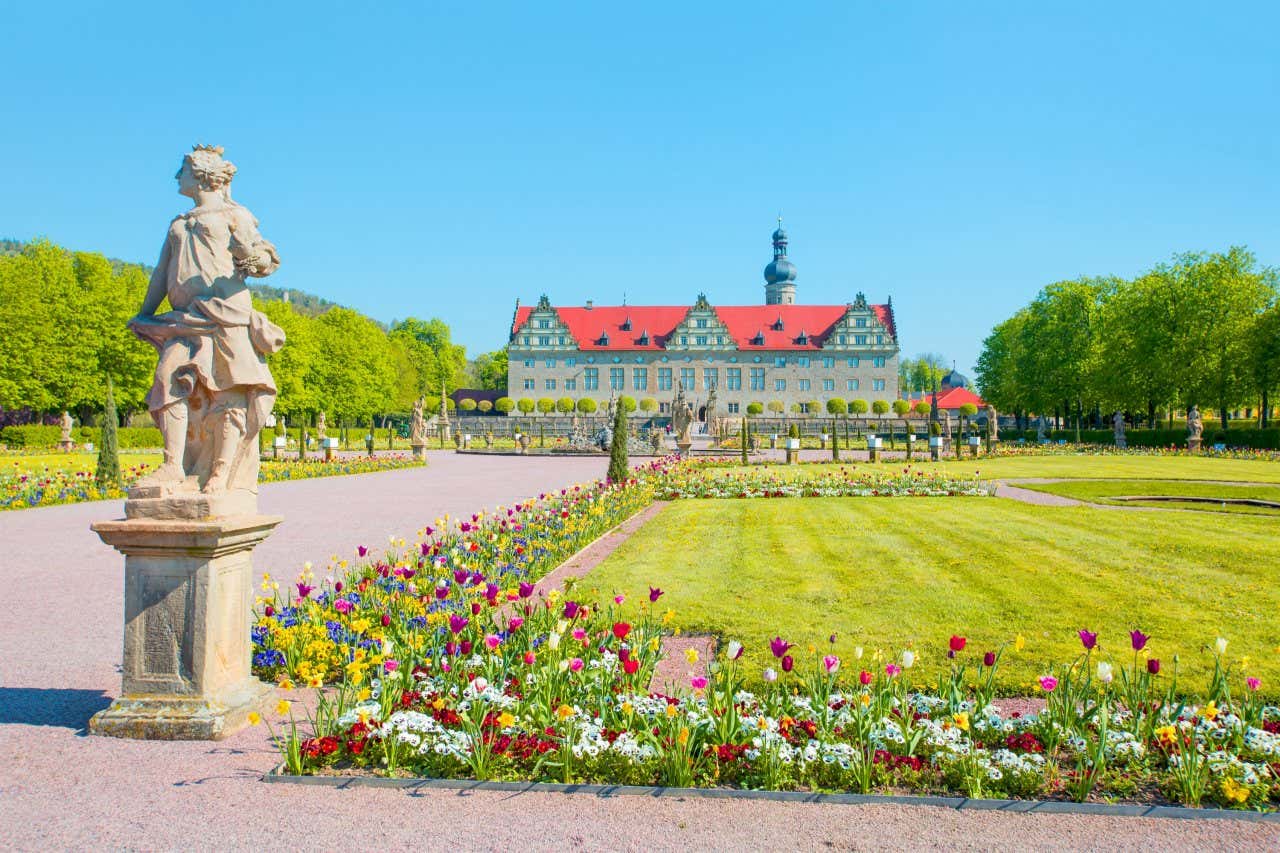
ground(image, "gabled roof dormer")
xmin=665 ymin=293 xmax=736 ymax=351
xmin=511 ymin=293 xmax=574 ymax=349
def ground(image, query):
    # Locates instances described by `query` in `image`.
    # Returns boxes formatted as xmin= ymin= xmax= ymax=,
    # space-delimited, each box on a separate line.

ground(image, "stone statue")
xmin=704 ymin=384 xmax=718 ymax=426
xmin=943 ymin=411 xmax=953 ymax=440
xmin=439 ymin=384 xmax=450 ymax=425
xmin=1113 ymin=411 xmax=1126 ymax=449
xmin=1187 ymin=405 xmax=1204 ymax=442
xmin=128 ymin=145 xmax=284 ymax=500
xmin=986 ymin=405 xmax=998 ymax=441
xmin=650 ymin=429 xmax=664 ymax=454
xmin=59 ymin=411 xmax=74 ymax=447
xmin=410 ymin=396 xmax=427 ymax=445
xmin=672 ymin=386 xmax=693 ymax=445
xmin=316 ymin=411 xmax=327 ymax=440
xmin=1036 ymin=415 xmax=1047 ymax=441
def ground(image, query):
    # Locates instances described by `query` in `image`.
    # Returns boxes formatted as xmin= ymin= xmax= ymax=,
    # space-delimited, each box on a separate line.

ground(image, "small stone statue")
xmin=1187 ymin=405 xmax=1203 ymax=451
xmin=1036 ymin=415 xmax=1047 ymax=441
xmin=672 ymin=386 xmax=693 ymax=445
xmin=650 ymin=429 xmax=664 ymax=454
xmin=986 ymin=405 xmax=998 ymax=441
xmin=704 ymin=384 xmax=718 ymax=427
xmin=1113 ymin=411 xmax=1126 ymax=449
xmin=439 ymin=384 xmax=450 ymax=426
xmin=316 ymin=410 xmax=327 ymax=440
xmin=128 ymin=144 xmax=284 ymax=499
xmin=943 ymin=411 xmax=953 ymax=440
xmin=59 ymin=411 xmax=75 ymax=448
xmin=410 ymin=396 xmax=427 ymax=445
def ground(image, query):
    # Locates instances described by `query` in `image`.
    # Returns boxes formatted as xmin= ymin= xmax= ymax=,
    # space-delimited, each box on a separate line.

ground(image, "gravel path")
xmin=2 ymin=452 xmax=1276 ymax=850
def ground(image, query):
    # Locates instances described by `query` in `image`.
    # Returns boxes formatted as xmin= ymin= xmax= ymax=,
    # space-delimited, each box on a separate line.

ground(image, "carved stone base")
xmin=676 ymin=440 xmax=692 ymax=459
xmin=90 ymin=678 xmax=272 ymax=740
xmin=125 ymin=484 xmax=257 ymax=520
xmin=411 ymin=443 xmax=426 ymax=460
xmin=1188 ymin=437 xmax=1202 ymax=453
xmin=59 ymin=439 xmax=76 ymax=451
xmin=90 ymin=513 xmax=281 ymax=740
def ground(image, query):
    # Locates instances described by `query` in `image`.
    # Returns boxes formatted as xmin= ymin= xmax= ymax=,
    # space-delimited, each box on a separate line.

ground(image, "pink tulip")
xmin=823 ymin=655 xmax=840 ymax=674
xmin=1039 ymin=675 xmax=1058 ymax=692
xmin=508 ymin=617 xmax=524 ymax=631
xmin=484 ymin=634 xmax=501 ymax=650
xmin=569 ymin=657 xmax=584 ymax=672
xmin=691 ymin=676 xmax=708 ymax=690
xmin=885 ymin=663 xmax=901 ymax=678
xmin=523 ymin=651 xmax=536 ymax=666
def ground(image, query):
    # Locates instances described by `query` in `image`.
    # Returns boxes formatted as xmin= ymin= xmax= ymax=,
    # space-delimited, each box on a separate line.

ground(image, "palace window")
xmin=680 ymin=368 xmax=696 ymax=390
xmin=855 ymin=317 xmax=867 ymax=327
xmin=727 ymin=402 xmax=740 ymax=414
xmin=855 ymin=335 xmax=867 ymax=345
xmin=696 ymin=318 xmax=708 ymax=328
xmin=695 ymin=335 xmax=708 ymax=346
xmin=658 ymin=368 xmax=673 ymax=390
xmin=726 ymin=368 xmax=742 ymax=390
xmin=522 ymin=336 xmax=530 ymax=345
xmin=873 ymin=356 xmax=887 ymax=368
xmin=717 ymin=335 xmax=724 ymax=344
xmin=749 ymin=368 xmax=766 ymax=390
xmin=838 ymin=335 xmax=846 ymax=344
xmin=847 ymin=379 xmax=859 ymax=391
xmin=703 ymin=368 xmax=718 ymax=390
xmin=545 ymin=379 xmax=556 ymax=390
xmin=774 ymin=379 xmax=786 ymax=391
xmin=680 ymin=335 xmax=688 ymax=345
xmin=584 ymin=368 xmax=599 ymax=390
xmin=523 ymin=359 xmax=535 ymax=368
xmin=873 ymin=379 xmax=886 ymax=391
xmin=565 ymin=378 xmax=576 ymax=390
xmin=877 ymin=335 xmax=885 ymax=345
xmin=659 ymin=402 xmax=669 ymax=414
xmin=822 ymin=357 xmax=834 ymax=369
xmin=537 ymin=336 xmax=550 ymax=346
xmin=847 ymin=357 xmax=859 ymax=368
xmin=523 ymin=379 xmax=535 ymax=390
xmin=545 ymin=359 xmax=556 ymax=368
xmin=559 ymin=336 xmax=566 ymax=345
xmin=797 ymin=356 xmax=810 ymax=367
xmin=633 ymin=368 xmax=647 ymax=391
xmin=566 ymin=357 xmax=577 ymax=366
xmin=610 ymin=368 xmax=625 ymax=390
xmin=538 ymin=319 xmax=551 ymax=328
xmin=774 ymin=356 xmax=786 ymax=367
xmin=823 ymin=379 xmax=835 ymax=391
xmin=798 ymin=379 xmax=810 ymax=391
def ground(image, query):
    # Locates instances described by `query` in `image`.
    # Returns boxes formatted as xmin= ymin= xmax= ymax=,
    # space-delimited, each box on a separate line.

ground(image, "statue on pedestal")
xmin=410 ymin=396 xmax=427 ymax=458
xmin=59 ymin=411 xmax=75 ymax=449
xmin=1187 ymin=405 xmax=1204 ymax=451
xmin=1113 ymin=411 xmax=1126 ymax=449
xmin=1036 ymin=415 xmax=1047 ymax=442
xmin=316 ymin=411 xmax=327 ymax=440
xmin=127 ymin=145 xmax=284 ymax=503
xmin=672 ymin=385 xmax=693 ymax=449
xmin=704 ymin=384 xmax=718 ymax=429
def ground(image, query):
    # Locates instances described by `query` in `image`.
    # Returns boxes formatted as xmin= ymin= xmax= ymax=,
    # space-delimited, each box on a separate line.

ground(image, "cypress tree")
xmin=831 ymin=418 xmax=840 ymax=461
xmin=740 ymin=416 xmax=749 ymax=465
xmin=95 ymin=376 xmax=122 ymax=491
xmin=607 ymin=401 xmax=629 ymax=482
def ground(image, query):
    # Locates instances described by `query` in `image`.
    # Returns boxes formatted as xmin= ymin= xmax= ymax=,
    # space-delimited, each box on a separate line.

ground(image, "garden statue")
xmin=127 ymin=144 xmax=285 ymax=503
xmin=410 ymin=396 xmax=427 ymax=459
xmin=438 ymin=384 xmax=451 ymax=444
xmin=59 ymin=410 xmax=75 ymax=450
xmin=672 ymin=386 xmax=693 ymax=445
xmin=1113 ymin=411 xmax=1126 ymax=449
xmin=704 ymin=384 xmax=718 ymax=427
xmin=1187 ymin=405 xmax=1203 ymax=452
xmin=1036 ymin=415 xmax=1047 ymax=441
xmin=943 ymin=411 xmax=952 ymax=441
xmin=89 ymin=145 xmax=285 ymax=740
xmin=316 ymin=410 xmax=327 ymax=440
xmin=986 ymin=405 xmax=998 ymax=441
xmin=650 ymin=428 xmax=664 ymax=454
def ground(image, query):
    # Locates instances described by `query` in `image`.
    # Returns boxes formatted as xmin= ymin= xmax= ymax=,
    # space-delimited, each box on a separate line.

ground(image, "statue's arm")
xmin=137 ymin=236 xmax=173 ymax=317
xmin=230 ymin=207 xmax=280 ymax=278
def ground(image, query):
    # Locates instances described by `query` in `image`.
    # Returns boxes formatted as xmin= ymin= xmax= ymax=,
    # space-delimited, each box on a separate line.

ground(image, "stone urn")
xmin=518 ymin=433 xmax=531 ymax=454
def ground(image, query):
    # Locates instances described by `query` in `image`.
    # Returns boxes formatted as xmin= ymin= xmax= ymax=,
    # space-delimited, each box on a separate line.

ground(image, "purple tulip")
xmin=563 ymin=601 xmax=580 ymax=619
xmin=1129 ymin=629 xmax=1149 ymax=651
xmin=983 ymin=651 xmax=997 ymax=667
xmin=769 ymin=636 xmax=793 ymax=659
xmin=1147 ymin=658 xmax=1160 ymax=675
xmin=518 ymin=581 xmax=535 ymax=598
xmin=448 ymin=614 xmax=469 ymax=634
xmin=781 ymin=654 xmax=794 ymax=673
xmin=649 ymin=586 xmax=664 ymax=603
xmin=453 ymin=569 xmax=469 ymax=585
xmin=435 ymin=586 xmax=450 ymax=600
xmin=1078 ymin=629 xmax=1098 ymax=650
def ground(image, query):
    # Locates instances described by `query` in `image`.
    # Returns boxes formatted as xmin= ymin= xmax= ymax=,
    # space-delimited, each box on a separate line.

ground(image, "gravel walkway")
xmin=2 ymin=452 xmax=1276 ymax=850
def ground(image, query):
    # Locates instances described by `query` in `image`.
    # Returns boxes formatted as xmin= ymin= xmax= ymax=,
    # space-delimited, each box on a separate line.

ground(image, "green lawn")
xmin=1 ymin=451 xmax=159 ymax=473
xmin=589 ymin=497 xmax=1280 ymax=696
xmin=720 ymin=455 xmax=1280 ymax=483
xmin=1018 ymin=479 xmax=1280 ymax=516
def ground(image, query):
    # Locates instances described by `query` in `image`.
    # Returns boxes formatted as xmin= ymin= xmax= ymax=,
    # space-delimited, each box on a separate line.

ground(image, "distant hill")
xmin=1 ymin=237 xmax=340 ymax=318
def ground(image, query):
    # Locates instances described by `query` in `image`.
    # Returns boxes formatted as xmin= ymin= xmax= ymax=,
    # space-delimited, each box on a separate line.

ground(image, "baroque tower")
xmin=763 ymin=217 xmax=797 ymax=305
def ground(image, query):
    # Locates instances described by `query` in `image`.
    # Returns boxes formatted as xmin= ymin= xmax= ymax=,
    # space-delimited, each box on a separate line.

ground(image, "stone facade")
xmin=508 ymin=226 xmax=899 ymax=414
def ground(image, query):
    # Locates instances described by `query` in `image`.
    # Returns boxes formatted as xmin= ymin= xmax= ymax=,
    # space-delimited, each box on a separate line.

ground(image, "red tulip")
xmin=612 ymin=622 xmax=631 ymax=640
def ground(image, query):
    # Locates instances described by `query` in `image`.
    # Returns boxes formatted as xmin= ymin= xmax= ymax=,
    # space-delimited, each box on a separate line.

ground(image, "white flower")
xmin=549 ymin=633 xmax=561 ymax=650
xmin=1215 ymin=637 xmax=1229 ymax=655
xmin=764 ymin=668 xmax=778 ymax=682
xmin=727 ymin=641 xmax=743 ymax=660
xmin=902 ymin=651 xmax=915 ymax=669
xmin=1097 ymin=661 xmax=1114 ymax=684
xmin=854 ymin=646 xmax=864 ymax=660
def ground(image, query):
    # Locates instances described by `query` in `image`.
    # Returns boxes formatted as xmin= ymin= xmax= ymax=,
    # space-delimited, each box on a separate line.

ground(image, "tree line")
xmin=0 ymin=240 xmax=507 ymax=426
xmin=975 ymin=247 xmax=1279 ymax=430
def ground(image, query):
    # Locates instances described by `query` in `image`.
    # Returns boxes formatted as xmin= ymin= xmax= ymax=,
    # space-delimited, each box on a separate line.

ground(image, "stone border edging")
xmin=259 ymin=771 xmax=1278 ymax=823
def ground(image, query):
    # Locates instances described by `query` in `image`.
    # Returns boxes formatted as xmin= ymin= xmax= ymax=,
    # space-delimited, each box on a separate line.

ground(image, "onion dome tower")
xmin=764 ymin=217 xmax=797 ymax=305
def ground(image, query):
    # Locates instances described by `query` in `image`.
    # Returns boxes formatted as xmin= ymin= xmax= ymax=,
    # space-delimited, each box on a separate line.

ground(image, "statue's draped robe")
xmin=131 ymin=202 xmax=285 ymax=491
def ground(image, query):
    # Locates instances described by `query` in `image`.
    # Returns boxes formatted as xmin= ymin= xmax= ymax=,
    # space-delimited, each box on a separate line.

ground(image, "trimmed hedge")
xmin=0 ymin=424 xmax=162 ymax=448
xmin=1008 ymin=427 xmax=1280 ymax=449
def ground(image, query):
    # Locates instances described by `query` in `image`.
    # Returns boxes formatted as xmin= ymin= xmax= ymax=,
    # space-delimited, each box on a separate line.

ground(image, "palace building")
xmin=507 ymin=223 xmax=900 ymax=416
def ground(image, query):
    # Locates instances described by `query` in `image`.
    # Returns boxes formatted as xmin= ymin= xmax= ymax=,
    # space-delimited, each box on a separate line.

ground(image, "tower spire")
xmin=763 ymin=218 xmax=797 ymax=305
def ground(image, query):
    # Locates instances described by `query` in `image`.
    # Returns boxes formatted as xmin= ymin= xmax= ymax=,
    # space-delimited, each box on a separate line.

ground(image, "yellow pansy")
xmin=497 ymin=712 xmax=516 ymax=728
xmin=952 ymin=712 xmax=970 ymax=732
xmin=555 ymin=704 xmax=575 ymax=720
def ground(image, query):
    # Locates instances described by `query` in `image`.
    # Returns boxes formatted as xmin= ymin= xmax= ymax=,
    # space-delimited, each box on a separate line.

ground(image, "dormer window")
xmin=751 ymin=329 xmax=765 ymax=346
xmin=621 ymin=317 xmax=632 ymax=331
xmin=773 ymin=316 xmax=785 ymax=331
xmin=638 ymin=329 xmax=650 ymax=346
xmin=597 ymin=329 xmax=610 ymax=346
xmin=796 ymin=330 xmax=809 ymax=345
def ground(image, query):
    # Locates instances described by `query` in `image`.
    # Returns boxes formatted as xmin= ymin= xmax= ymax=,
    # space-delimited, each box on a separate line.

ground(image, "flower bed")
xmin=0 ymin=453 xmax=426 ymax=511
xmin=651 ymin=464 xmax=992 ymax=500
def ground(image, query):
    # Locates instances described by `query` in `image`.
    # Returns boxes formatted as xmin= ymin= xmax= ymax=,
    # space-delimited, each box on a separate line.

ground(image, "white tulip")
xmin=763 ymin=668 xmax=778 ymax=682
xmin=1097 ymin=661 xmax=1114 ymax=684
xmin=1215 ymin=637 xmax=1228 ymax=655
xmin=727 ymin=641 xmax=743 ymax=660
xmin=549 ymin=633 xmax=561 ymax=650
xmin=902 ymin=651 xmax=915 ymax=669
xmin=854 ymin=646 xmax=864 ymax=660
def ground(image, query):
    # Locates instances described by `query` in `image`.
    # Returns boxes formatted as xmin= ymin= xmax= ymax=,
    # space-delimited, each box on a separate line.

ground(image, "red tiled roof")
xmin=934 ymin=387 xmax=987 ymax=410
xmin=512 ymin=303 xmax=895 ymax=351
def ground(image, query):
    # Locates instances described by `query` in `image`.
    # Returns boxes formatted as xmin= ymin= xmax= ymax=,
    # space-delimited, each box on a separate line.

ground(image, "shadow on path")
xmin=0 ymin=687 xmax=112 ymax=732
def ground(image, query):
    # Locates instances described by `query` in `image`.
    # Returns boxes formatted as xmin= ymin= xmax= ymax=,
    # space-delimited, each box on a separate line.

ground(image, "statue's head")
xmin=176 ymin=145 xmax=237 ymax=198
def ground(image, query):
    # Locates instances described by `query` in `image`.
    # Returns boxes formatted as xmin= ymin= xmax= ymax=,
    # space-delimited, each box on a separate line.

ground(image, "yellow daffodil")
xmin=275 ymin=699 xmax=292 ymax=716
xmin=677 ymin=727 xmax=690 ymax=746
xmin=357 ymin=687 xmax=371 ymax=702
xmin=953 ymin=712 xmax=970 ymax=732
xmin=1201 ymin=701 xmax=1219 ymax=721
xmin=664 ymin=704 xmax=678 ymax=718
xmin=247 ymin=711 xmax=262 ymax=726
xmin=1154 ymin=725 xmax=1178 ymax=748
xmin=684 ymin=648 xmax=698 ymax=665
xmin=278 ymin=678 xmax=294 ymax=691
xmin=555 ymin=704 xmax=575 ymax=720
xmin=497 ymin=712 xmax=516 ymax=728
xmin=621 ymin=701 xmax=634 ymax=715
xmin=1221 ymin=777 xmax=1250 ymax=804
xmin=1014 ymin=634 xmax=1026 ymax=652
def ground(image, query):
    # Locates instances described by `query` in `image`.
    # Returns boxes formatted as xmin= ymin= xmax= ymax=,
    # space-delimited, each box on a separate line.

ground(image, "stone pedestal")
xmin=89 ymin=513 xmax=281 ymax=740
xmin=676 ymin=439 xmax=692 ymax=458
xmin=1188 ymin=437 xmax=1202 ymax=454
xmin=60 ymin=439 xmax=76 ymax=452
xmin=411 ymin=442 xmax=426 ymax=460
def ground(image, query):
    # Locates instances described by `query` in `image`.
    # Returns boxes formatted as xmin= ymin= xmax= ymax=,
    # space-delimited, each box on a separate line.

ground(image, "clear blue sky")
xmin=3 ymin=1 xmax=1277 ymax=376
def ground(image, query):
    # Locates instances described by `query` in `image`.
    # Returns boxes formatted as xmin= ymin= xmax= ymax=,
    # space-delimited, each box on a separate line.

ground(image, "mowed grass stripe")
xmin=592 ymin=497 xmax=1280 ymax=695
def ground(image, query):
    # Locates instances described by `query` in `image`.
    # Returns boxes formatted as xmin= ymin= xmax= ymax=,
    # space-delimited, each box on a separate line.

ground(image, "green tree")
xmin=767 ymin=400 xmax=784 ymax=414
xmin=390 ymin=317 xmax=467 ymax=394
xmin=638 ymin=397 xmax=658 ymax=413
xmin=95 ymin=376 xmax=121 ymax=490
xmin=826 ymin=398 xmax=847 ymax=415
xmin=470 ymin=349 xmax=509 ymax=391
xmin=536 ymin=397 xmax=555 ymax=414
xmin=556 ymin=397 xmax=575 ymax=413
xmin=459 ymin=398 xmax=477 ymax=412
xmin=576 ymin=398 xmax=598 ymax=414
xmin=618 ymin=395 xmax=637 ymax=413
xmin=517 ymin=398 xmax=536 ymax=414
xmin=746 ymin=402 xmax=763 ymax=416
xmin=849 ymin=398 xmax=869 ymax=417
xmin=495 ymin=397 xmax=515 ymax=414
xmin=607 ymin=400 xmax=629 ymax=481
